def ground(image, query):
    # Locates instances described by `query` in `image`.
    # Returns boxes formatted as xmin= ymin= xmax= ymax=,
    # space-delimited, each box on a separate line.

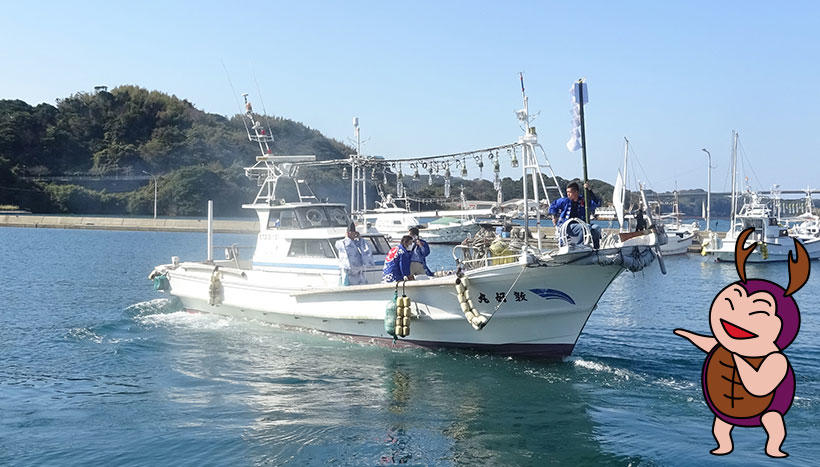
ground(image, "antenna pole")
xmin=519 ymin=73 xmax=529 ymax=243
xmin=623 ymin=137 xmax=629 ymax=216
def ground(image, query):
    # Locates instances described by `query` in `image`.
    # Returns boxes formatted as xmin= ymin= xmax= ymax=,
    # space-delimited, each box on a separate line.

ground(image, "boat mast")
xmin=623 ymin=137 xmax=629 ymax=216
xmin=350 ymin=119 xmax=356 ymax=215
xmin=517 ymin=73 xmax=542 ymax=250
xmin=357 ymin=118 xmax=366 ymax=215
xmin=349 ymin=117 xmax=366 ymax=220
xmin=730 ymin=130 xmax=739 ymax=233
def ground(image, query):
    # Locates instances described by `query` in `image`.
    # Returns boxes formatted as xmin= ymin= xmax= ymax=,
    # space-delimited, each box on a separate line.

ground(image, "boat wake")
xmin=570 ymin=357 xmax=643 ymax=382
xmin=65 ymin=327 xmax=105 ymax=344
xmin=127 ymin=297 xmax=235 ymax=331
xmin=125 ymin=297 xmax=182 ymax=316
xmin=136 ymin=309 xmax=235 ymax=331
xmin=568 ymin=357 xmax=699 ymax=394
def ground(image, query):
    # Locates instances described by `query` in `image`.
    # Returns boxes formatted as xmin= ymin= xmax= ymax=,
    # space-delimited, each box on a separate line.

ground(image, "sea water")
xmin=1 ymin=227 xmax=818 ymax=465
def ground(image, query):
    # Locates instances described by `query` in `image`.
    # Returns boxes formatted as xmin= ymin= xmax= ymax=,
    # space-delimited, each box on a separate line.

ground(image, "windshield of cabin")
xmin=267 ymin=206 xmax=350 ymax=230
xmin=331 ymin=236 xmax=390 ymax=255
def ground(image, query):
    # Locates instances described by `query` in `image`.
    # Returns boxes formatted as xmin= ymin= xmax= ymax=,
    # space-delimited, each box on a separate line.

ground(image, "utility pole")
xmin=143 ymin=170 xmax=158 ymax=219
xmin=701 ymin=149 xmax=711 ymax=232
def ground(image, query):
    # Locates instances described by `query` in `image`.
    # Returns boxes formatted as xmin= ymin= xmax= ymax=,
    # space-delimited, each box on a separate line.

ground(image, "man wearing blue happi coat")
xmin=548 ymin=181 xmax=601 ymax=249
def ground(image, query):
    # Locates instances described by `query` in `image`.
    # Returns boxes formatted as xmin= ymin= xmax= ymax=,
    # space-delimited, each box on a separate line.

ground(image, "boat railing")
xmin=452 ymin=244 xmax=520 ymax=270
xmin=556 ymin=218 xmax=593 ymax=248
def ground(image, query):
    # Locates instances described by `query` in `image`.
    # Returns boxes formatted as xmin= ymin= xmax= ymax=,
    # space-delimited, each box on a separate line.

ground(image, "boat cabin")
xmin=734 ymin=199 xmax=789 ymax=243
xmin=246 ymin=203 xmax=389 ymax=283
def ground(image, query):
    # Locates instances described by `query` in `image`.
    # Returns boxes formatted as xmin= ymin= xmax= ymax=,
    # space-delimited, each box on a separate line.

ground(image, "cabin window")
xmin=288 ymin=239 xmax=337 ymax=258
xmin=369 ymin=236 xmax=390 ymax=254
xmin=300 ymin=207 xmax=329 ymax=227
xmin=325 ymin=206 xmax=350 ymax=227
xmin=330 ymin=236 xmax=389 ymax=255
xmin=279 ymin=210 xmax=300 ymax=229
xmin=267 ymin=211 xmax=281 ymax=229
xmin=393 ymin=220 xmax=402 ymax=225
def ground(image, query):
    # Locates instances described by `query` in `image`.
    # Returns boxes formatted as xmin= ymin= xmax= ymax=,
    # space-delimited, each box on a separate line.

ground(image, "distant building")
xmin=94 ymin=85 xmax=108 ymax=93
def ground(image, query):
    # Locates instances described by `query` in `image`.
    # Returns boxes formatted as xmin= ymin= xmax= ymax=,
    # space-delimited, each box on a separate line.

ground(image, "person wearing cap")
xmin=335 ymin=222 xmax=374 ymax=286
xmin=408 ymin=226 xmax=433 ymax=277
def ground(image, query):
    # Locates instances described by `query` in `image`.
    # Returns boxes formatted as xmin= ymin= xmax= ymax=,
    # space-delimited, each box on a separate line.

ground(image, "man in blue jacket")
xmin=548 ymin=181 xmax=601 ymax=248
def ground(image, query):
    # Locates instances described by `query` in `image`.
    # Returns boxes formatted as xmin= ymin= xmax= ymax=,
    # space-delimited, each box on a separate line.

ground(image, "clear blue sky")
xmin=2 ymin=1 xmax=819 ymax=194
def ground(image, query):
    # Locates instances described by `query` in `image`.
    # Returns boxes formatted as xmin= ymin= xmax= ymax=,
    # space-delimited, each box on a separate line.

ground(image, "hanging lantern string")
xmin=295 ymin=142 xmax=522 ymax=171
xmin=314 ymin=142 xmax=520 ymax=166
xmin=379 ymin=142 xmax=520 ymax=163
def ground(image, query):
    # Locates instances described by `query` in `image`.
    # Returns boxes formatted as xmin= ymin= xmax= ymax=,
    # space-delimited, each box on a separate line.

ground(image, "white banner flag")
xmin=566 ymin=81 xmax=588 ymax=152
xmin=613 ymin=170 xmax=624 ymax=227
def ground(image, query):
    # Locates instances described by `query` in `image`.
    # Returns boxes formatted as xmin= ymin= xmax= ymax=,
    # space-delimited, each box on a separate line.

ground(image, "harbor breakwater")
xmin=0 ymin=214 xmax=258 ymax=233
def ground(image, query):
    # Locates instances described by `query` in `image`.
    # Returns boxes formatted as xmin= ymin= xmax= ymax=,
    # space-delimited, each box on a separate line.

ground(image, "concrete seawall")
xmin=0 ymin=214 xmax=258 ymax=233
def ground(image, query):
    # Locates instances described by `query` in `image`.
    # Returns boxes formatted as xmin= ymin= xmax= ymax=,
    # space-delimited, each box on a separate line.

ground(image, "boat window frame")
xmin=287 ymin=238 xmax=338 ymax=258
xmin=267 ymin=206 xmax=351 ymax=230
xmin=325 ymin=206 xmax=350 ymax=227
xmin=279 ymin=209 xmax=300 ymax=229
xmin=331 ymin=235 xmax=390 ymax=255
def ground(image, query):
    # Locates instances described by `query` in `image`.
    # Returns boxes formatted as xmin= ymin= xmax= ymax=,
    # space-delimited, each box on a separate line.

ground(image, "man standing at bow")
xmin=548 ymin=180 xmax=601 ymax=249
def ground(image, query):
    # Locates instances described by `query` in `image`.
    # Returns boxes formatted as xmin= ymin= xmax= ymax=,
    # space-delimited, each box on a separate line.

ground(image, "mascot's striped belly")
xmin=703 ymin=346 xmax=773 ymax=419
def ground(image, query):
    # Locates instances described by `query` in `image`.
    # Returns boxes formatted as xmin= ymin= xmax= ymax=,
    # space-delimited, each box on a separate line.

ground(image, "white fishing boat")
xmin=148 ymin=88 xmax=663 ymax=358
xmin=657 ymin=192 xmax=698 ymax=255
xmin=790 ymin=212 xmax=820 ymax=240
xmin=610 ymin=138 xmax=685 ymax=254
xmin=364 ymin=192 xmax=481 ymax=244
xmin=703 ymin=132 xmax=820 ymax=262
xmin=704 ymin=191 xmax=820 ymax=261
xmin=786 ymin=188 xmax=820 ymax=240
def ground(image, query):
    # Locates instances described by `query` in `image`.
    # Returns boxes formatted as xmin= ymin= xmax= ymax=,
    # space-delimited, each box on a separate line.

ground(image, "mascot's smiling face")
xmin=709 ymin=282 xmax=782 ymax=357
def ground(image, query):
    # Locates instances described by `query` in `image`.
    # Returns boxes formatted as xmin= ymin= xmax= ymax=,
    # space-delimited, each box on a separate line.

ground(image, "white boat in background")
xmin=364 ymin=192 xmax=482 ymax=244
xmin=657 ymin=191 xmax=698 ymax=255
xmin=790 ymin=212 xmax=820 ymax=240
xmin=593 ymin=205 xmax=618 ymax=221
xmin=659 ymin=221 xmax=697 ymax=255
xmin=704 ymin=190 xmax=820 ymax=261
xmin=610 ymin=138 xmax=683 ymax=255
xmin=786 ymin=188 xmax=820 ymax=241
xmin=703 ymin=132 xmax=820 ymax=262
xmin=148 ymin=89 xmax=663 ymax=358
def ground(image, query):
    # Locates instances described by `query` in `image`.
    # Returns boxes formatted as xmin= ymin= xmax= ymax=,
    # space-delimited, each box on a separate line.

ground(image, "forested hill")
xmin=1 ymin=85 xmax=617 ymax=216
xmin=0 ymin=86 xmax=356 ymax=215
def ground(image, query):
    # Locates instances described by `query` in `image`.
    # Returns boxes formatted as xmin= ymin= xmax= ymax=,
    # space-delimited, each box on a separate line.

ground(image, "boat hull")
xmin=159 ymin=258 xmax=625 ymax=357
xmin=706 ymin=236 xmax=820 ymax=262
xmin=660 ymin=232 xmax=695 ymax=255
